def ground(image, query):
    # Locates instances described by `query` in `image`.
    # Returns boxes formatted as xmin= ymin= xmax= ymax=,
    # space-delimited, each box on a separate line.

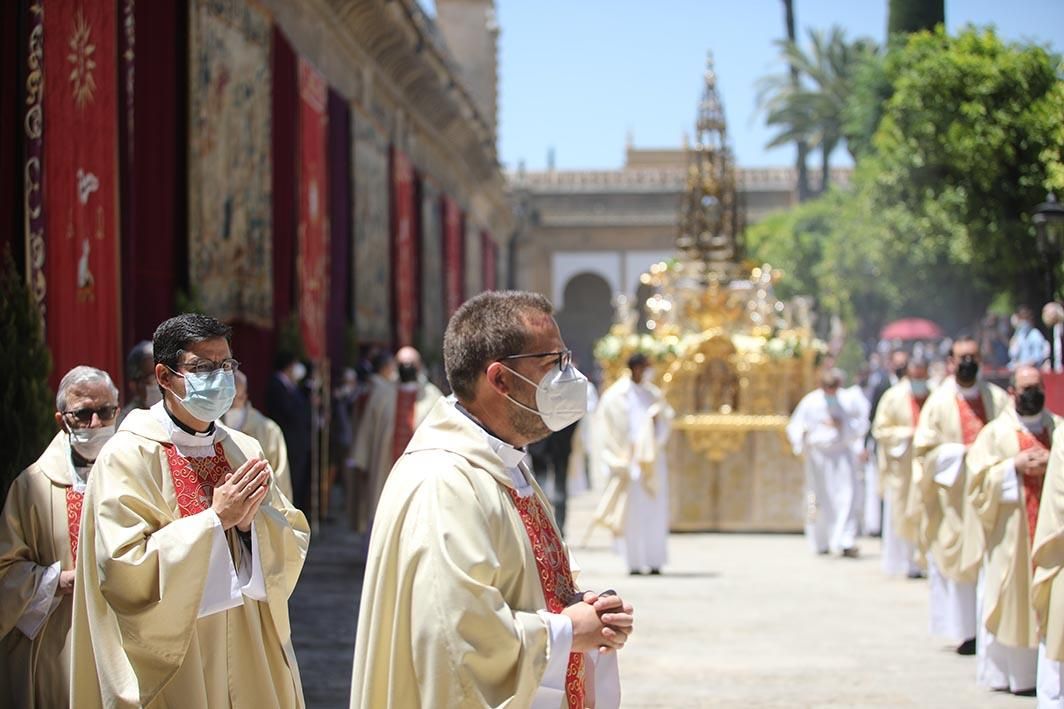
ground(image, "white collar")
xmin=1019 ymin=413 xmax=1045 ymax=434
xmin=454 ymin=401 xmax=535 ymax=496
xmin=957 ymin=382 xmax=980 ymax=400
xmin=150 ymin=401 xmax=226 ymax=456
xmin=67 ymin=450 xmax=91 ymax=493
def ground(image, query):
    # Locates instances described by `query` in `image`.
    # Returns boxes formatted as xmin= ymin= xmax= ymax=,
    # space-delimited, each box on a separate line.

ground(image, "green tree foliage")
xmin=0 ymin=247 xmax=56 ymax=507
xmin=749 ymin=27 xmax=1063 ymax=346
xmin=759 ymin=28 xmax=878 ymax=193
xmin=888 ymin=0 xmax=944 ymax=38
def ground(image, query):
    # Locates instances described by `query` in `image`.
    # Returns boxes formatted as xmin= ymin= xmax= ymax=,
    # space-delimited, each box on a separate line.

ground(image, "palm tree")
xmin=758 ymin=27 xmax=877 ymax=193
xmin=781 ymin=0 xmax=811 ymax=201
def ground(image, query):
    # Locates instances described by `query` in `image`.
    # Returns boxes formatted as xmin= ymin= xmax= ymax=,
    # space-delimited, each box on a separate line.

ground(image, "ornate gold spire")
xmin=676 ymin=52 xmax=743 ymax=280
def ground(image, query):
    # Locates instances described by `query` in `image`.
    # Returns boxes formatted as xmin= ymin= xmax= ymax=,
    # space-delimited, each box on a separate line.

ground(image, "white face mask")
xmin=909 ymin=378 xmax=929 ymax=397
xmin=67 ymin=423 xmax=115 ymax=461
xmin=223 ymin=405 xmax=248 ymax=430
xmin=290 ymin=362 xmax=307 ymax=383
xmin=502 ymin=363 xmax=589 ymax=431
xmin=165 ymin=368 xmax=236 ymax=422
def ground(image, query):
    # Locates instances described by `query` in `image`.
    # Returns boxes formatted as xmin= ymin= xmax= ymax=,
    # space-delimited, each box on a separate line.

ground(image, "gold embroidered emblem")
xmin=67 ymin=8 xmax=97 ymax=108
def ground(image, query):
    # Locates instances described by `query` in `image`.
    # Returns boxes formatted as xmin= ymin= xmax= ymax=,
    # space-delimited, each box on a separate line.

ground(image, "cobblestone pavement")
xmin=292 ymin=489 xmax=1034 ymax=708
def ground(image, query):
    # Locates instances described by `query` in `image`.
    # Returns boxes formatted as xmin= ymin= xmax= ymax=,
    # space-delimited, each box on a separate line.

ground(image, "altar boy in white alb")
xmin=595 ymin=353 xmax=674 ymax=575
xmin=787 ymin=368 xmax=864 ymax=557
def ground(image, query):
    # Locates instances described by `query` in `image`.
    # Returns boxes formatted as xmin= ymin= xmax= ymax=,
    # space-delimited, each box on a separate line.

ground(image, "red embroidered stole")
xmin=507 ymin=487 xmax=586 ymax=709
xmin=65 ymin=488 xmax=84 ymax=565
xmin=910 ymin=395 xmax=927 ymax=427
xmin=957 ymin=394 xmax=989 ymax=446
xmin=164 ymin=442 xmax=234 ymax=517
xmin=391 ymin=388 xmax=418 ymax=464
xmin=1016 ymin=428 xmax=1052 ymax=548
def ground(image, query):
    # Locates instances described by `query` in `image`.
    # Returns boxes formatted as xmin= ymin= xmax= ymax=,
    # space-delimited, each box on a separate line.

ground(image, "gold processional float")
xmin=593 ymin=55 xmax=824 ymax=532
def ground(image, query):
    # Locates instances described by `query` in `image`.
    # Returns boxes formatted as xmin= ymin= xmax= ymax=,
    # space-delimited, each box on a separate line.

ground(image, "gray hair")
xmin=56 ymin=366 xmax=119 ymax=412
xmin=444 ymin=290 xmax=554 ymax=401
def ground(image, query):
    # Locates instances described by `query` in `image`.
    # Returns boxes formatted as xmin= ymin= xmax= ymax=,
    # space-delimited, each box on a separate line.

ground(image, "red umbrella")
xmin=880 ymin=317 xmax=944 ymax=341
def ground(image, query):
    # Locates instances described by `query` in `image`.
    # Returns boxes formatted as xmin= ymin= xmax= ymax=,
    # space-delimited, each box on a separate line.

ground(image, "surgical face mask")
xmin=66 ymin=423 xmax=115 ymax=461
xmin=502 ymin=363 xmax=589 ymax=431
xmin=910 ymin=378 xmax=929 ymax=398
xmin=398 ymin=363 xmax=419 ymax=384
xmin=165 ymin=367 xmax=236 ymax=422
xmin=290 ymin=362 xmax=307 ymax=383
xmin=223 ymin=404 xmax=249 ymax=430
xmin=144 ymin=386 xmax=163 ymax=408
xmin=1015 ymin=387 xmax=1045 ymax=417
xmin=955 ymin=356 xmax=979 ymax=384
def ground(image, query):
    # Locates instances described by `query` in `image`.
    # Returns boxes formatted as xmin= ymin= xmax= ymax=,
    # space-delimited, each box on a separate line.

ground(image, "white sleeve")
xmin=14 ymin=560 xmax=62 ymax=639
xmin=238 ymin=519 xmax=267 ymax=601
xmin=932 ymin=442 xmax=967 ymax=487
xmin=999 ymin=459 xmax=1020 ymax=503
xmin=197 ymin=510 xmax=245 ymax=618
xmin=531 ymin=611 xmax=574 ymax=709
xmin=586 ymin=648 xmax=622 ymax=709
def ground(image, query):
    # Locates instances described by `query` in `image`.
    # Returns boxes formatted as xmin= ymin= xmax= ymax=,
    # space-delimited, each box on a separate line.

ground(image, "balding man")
xmin=117 ymin=340 xmax=158 ymax=426
xmin=0 ymin=366 xmax=119 ymax=707
xmin=787 ymin=368 xmax=865 ymax=557
xmin=351 ymin=346 xmax=442 ymax=527
xmin=1043 ymin=301 xmax=1064 ymax=373
xmin=224 ymin=370 xmax=294 ymax=502
xmin=966 ymin=366 xmax=1059 ymax=695
xmin=351 ymin=291 xmax=631 ymax=707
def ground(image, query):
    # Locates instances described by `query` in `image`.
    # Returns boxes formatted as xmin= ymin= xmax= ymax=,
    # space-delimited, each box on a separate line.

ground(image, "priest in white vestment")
xmin=871 ymin=357 xmax=931 ymax=577
xmin=967 ymin=366 xmax=1058 ymax=695
xmin=224 ymin=370 xmax=294 ymax=502
xmin=593 ymin=353 xmax=674 ymax=575
xmin=351 ymin=346 xmax=442 ymax=528
xmin=787 ymin=368 xmax=864 ymax=557
xmin=1033 ymin=421 xmax=1064 ymax=708
xmin=0 ymin=366 xmax=118 ymax=708
xmin=69 ymin=314 xmax=310 ymax=708
xmin=910 ymin=337 xmax=1009 ymax=654
xmin=843 ymin=380 xmax=879 ymax=536
xmin=351 ymin=291 xmax=634 ymax=708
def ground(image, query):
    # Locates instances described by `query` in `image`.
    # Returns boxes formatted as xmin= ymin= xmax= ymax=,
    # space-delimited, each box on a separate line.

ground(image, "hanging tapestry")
xmin=442 ymin=195 xmax=464 ymax=318
xmin=188 ymin=0 xmax=273 ymax=326
xmin=391 ymin=147 xmax=416 ymax=347
xmin=42 ymin=0 xmax=122 ymax=386
xmin=419 ymin=180 xmax=445 ymax=350
xmin=297 ymin=56 xmax=329 ymax=361
xmin=351 ymin=105 xmax=390 ymax=344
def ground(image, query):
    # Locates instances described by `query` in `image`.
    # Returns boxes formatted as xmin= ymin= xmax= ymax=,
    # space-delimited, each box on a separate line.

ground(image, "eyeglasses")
xmin=176 ymin=356 xmax=240 ymax=375
xmin=63 ymin=405 xmax=119 ymax=424
xmin=500 ymin=349 xmax=572 ymax=370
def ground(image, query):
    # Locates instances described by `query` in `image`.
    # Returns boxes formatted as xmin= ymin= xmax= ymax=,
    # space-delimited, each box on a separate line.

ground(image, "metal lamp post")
xmin=1033 ymin=192 xmax=1064 ymax=302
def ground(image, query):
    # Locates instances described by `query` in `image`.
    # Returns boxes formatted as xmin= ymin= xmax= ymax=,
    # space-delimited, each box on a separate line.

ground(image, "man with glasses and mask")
xmin=0 ymin=366 xmax=117 ymax=707
xmin=873 ymin=356 xmax=932 ymax=578
xmin=69 ymin=313 xmax=310 ymax=708
xmin=351 ymin=346 xmax=442 ymax=529
xmin=592 ymin=352 xmax=675 ymax=575
xmin=351 ymin=291 xmax=632 ymax=709
xmin=965 ymin=365 xmax=1059 ymax=697
xmin=911 ymin=335 xmax=1009 ymax=657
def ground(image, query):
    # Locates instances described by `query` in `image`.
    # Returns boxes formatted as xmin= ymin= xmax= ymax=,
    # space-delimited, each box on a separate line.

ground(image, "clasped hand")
xmin=563 ymin=590 xmax=635 ymax=654
xmin=210 ymin=458 xmax=271 ymax=531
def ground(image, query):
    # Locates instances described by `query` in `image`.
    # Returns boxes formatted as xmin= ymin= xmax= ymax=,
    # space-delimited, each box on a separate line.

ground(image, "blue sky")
xmin=459 ymin=0 xmax=1064 ymax=170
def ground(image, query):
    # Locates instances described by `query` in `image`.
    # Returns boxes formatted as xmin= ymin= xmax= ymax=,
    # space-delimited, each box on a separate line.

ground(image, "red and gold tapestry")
xmin=42 ymin=0 xmax=122 ymax=387
xmin=442 ymin=195 xmax=464 ymax=317
xmin=188 ymin=0 xmax=273 ymax=327
xmin=391 ymin=147 xmax=416 ymax=346
xmin=298 ymin=57 xmax=329 ymax=360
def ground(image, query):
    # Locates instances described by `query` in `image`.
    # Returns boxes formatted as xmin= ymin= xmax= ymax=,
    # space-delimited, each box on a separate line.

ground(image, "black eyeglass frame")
xmin=174 ymin=350 xmax=241 ymax=376
xmin=62 ymin=405 xmax=119 ymax=424
xmin=499 ymin=349 xmax=573 ymax=370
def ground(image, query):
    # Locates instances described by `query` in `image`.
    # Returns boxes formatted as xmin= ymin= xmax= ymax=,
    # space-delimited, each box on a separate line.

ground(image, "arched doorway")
xmin=555 ymin=272 xmax=614 ymax=386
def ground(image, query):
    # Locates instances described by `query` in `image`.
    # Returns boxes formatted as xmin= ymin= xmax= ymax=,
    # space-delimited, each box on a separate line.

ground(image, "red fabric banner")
xmin=43 ymin=0 xmax=122 ymax=388
xmin=442 ymin=195 xmax=464 ymax=317
xmin=391 ymin=147 xmax=417 ymax=346
xmin=297 ymin=57 xmax=329 ymax=361
xmin=481 ymin=230 xmax=497 ymax=292
xmin=1046 ymin=372 xmax=1064 ymax=416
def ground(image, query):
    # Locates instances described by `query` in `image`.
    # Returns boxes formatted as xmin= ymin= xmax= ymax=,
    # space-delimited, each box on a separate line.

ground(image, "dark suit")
xmin=266 ymin=372 xmax=312 ymax=511
xmin=528 ymin=422 xmax=579 ymax=537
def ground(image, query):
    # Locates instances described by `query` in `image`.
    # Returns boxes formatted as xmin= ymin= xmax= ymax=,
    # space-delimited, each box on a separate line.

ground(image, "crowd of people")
xmin=788 ymin=300 xmax=1064 ymax=706
xmin=3 ymin=294 xmax=1063 ymax=707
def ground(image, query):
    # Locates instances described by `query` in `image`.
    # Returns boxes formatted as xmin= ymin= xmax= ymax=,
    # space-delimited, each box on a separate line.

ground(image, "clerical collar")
xmin=957 ymin=382 xmax=980 ymax=399
xmin=66 ymin=449 xmax=91 ymax=493
xmin=452 ymin=400 xmax=534 ymax=493
xmin=163 ymin=402 xmax=215 ymax=436
xmin=151 ymin=401 xmax=224 ymax=452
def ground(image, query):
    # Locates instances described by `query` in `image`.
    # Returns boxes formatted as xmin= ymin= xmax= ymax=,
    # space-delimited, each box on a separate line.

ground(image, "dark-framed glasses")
xmin=177 ymin=356 xmax=241 ymax=376
xmin=63 ymin=405 xmax=119 ymax=424
xmin=500 ymin=349 xmax=572 ymax=370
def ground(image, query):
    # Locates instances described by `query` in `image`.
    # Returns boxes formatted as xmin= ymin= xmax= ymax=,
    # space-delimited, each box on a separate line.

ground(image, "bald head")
xmin=1011 ymin=365 xmax=1045 ymax=417
xmin=1012 ymin=365 xmax=1041 ymax=391
xmin=396 ymin=347 xmax=422 ymax=368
